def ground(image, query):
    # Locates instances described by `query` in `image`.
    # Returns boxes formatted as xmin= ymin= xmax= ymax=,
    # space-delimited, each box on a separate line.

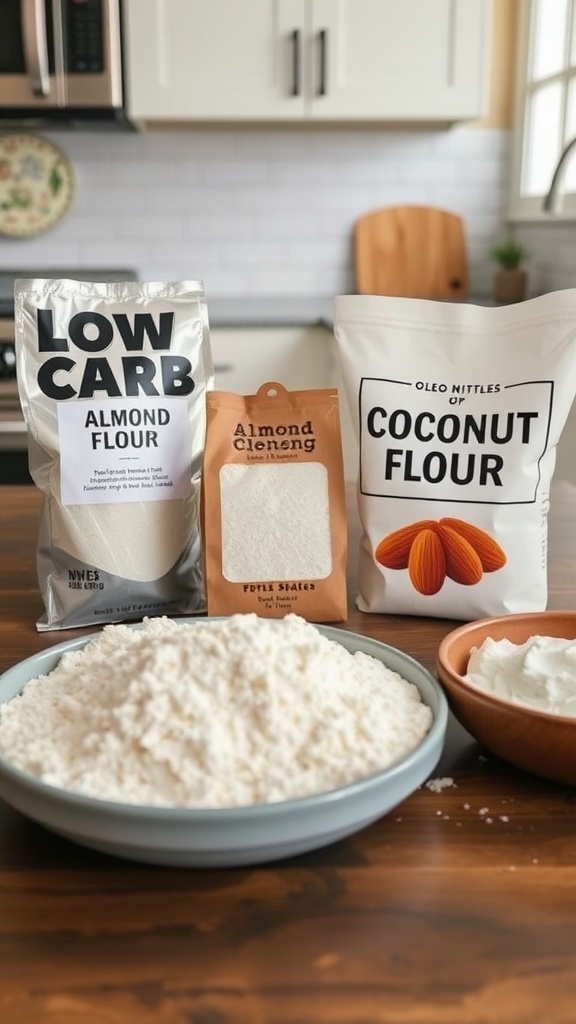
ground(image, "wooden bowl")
xmin=436 ymin=611 xmax=576 ymax=786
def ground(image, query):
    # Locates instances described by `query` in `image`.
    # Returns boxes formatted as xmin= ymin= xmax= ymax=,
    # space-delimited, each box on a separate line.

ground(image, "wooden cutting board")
xmin=354 ymin=205 xmax=469 ymax=299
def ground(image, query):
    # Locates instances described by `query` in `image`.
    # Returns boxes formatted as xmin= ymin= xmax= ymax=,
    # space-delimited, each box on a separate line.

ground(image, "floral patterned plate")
xmin=0 ymin=133 xmax=75 ymax=238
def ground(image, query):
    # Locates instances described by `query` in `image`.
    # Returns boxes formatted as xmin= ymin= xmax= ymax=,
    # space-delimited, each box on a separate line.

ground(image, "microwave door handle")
xmin=21 ymin=0 xmax=50 ymax=96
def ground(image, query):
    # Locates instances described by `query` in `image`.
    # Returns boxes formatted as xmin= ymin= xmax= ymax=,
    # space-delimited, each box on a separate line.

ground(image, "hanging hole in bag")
xmin=257 ymin=382 xmax=288 ymax=400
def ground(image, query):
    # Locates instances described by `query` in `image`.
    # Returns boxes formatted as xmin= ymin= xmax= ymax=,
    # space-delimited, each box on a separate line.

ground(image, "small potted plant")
xmin=490 ymin=240 xmax=528 ymax=304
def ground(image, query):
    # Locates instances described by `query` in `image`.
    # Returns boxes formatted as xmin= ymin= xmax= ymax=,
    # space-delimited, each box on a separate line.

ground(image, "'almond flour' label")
xmin=58 ymin=397 xmax=192 ymax=505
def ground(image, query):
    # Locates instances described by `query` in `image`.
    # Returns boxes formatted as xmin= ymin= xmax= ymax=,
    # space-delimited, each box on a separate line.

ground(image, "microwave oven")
xmin=0 ymin=0 xmax=133 ymax=130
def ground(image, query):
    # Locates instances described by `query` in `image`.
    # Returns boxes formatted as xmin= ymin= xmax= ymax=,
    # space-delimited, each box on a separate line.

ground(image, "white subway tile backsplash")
xmin=0 ymin=125 xmax=572 ymax=298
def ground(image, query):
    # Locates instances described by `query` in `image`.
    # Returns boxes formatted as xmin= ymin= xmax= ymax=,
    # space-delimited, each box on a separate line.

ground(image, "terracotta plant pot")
xmin=493 ymin=268 xmax=527 ymax=304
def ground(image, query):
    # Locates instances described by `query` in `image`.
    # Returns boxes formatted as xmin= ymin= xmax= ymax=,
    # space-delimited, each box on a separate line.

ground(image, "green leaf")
xmin=490 ymin=240 xmax=527 ymax=269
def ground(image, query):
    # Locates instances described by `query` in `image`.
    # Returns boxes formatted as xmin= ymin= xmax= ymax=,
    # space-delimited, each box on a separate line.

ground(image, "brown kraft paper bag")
xmin=202 ymin=381 xmax=347 ymax=621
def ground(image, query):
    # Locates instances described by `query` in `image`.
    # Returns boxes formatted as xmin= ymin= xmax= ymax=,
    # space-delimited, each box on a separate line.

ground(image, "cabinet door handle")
xmin=21 ymin=0 xmax=50 ymax=96
xmin=318 ymin=28 xmax=328 ymax=96
xmin=447 ymin=0 xmax=457 ymax=86
xmin=291 ymin=28 xmax=301 ymax=96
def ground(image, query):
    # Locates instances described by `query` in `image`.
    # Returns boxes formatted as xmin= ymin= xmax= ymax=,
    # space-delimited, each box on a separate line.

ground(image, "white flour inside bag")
xmin=334 ymin=290 xmax=576 ymax=619
xmin=15 ymin=279 xmax=213 ymax=631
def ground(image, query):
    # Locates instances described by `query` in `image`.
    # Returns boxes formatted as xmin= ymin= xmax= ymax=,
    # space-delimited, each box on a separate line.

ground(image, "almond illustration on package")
xmin=375 ymin=518 xmax=506 ymax=596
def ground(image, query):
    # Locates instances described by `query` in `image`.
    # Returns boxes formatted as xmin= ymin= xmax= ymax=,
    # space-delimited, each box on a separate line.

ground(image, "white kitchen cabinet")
xmin=210 ymin=325 xmax=331 ymax=393
xmin=123 ymin=0 xmax=488 ymax=124
xmin=209 ymin=325 xmax=357 ymax=478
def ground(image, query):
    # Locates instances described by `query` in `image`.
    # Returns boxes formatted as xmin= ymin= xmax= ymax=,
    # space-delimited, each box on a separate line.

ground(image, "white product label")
xmin=358 ymin=377 xmax=553 ymax=505
xmin=58 ymin=397 xmax=192 ymax=505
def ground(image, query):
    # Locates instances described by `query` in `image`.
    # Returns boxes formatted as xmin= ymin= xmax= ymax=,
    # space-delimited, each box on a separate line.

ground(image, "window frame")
xmin=508 ymin=0 xmax=576 ymax=222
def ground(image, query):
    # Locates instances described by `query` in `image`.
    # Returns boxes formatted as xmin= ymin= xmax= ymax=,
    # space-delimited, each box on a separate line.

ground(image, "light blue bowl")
xmin=0 ymin=623 xmax=448 ymax=867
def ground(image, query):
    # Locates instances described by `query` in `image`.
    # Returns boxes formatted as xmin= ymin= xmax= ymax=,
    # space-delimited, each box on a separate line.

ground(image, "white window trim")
xmin=508 ymin=0 xmax=576 ymax=223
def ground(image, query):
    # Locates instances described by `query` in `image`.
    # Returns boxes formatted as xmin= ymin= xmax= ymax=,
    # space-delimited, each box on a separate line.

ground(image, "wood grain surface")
xmin=1 ymin=483 xmax=576 ymax=1024
xmin=354 ymin=205 xmax=469 ymax=300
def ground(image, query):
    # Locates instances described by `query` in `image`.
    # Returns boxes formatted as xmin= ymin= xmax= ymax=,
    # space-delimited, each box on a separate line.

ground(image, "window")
xmin=509 ymin=0 xmax=576 ymax=219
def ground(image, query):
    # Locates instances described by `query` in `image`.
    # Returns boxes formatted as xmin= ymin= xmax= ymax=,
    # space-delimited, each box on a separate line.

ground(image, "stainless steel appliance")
xmin=0 ymin=0 xmax=132 ymax=130
xmin=0 ymin=267 xmax=138 ymax=482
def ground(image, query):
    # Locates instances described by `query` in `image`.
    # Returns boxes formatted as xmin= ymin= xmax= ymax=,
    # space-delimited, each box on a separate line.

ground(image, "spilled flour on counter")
xmin=0 ymin=614 xmax=432 ymax=808
xmin=424 ymin=776 xmax=456 ymax=792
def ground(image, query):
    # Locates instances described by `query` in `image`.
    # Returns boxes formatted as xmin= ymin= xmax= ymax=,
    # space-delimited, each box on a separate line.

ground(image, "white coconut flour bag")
xmin=15 ymin=279 xmax=213 ymax=631
xmin=334 ymin=290 xmax=576 ymax=619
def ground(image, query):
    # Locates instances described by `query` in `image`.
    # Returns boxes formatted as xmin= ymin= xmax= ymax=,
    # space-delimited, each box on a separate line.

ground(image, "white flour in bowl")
xmin=0 ymin=614 xmax=433 ymax=808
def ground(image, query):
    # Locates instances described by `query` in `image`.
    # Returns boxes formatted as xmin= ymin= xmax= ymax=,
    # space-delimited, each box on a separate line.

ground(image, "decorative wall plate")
xmin=0 ymin=133 xmax=75 ymax=238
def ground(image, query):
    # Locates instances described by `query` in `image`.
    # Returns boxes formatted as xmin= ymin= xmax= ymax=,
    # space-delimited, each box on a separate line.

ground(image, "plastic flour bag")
xmin=334 ymin=290 xmax=576 ymax=620
xmin=15 ymin=278 xmax=214 ymax=631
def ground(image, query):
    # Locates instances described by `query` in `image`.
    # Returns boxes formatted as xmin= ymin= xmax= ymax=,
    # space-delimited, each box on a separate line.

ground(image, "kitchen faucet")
xmin=543 ymin=135 xmax=576 ymax=213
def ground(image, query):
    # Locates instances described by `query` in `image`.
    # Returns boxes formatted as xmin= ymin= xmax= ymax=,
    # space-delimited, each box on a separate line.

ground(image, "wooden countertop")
xmin=1 ymin=483 xmax=576 ymax=1023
